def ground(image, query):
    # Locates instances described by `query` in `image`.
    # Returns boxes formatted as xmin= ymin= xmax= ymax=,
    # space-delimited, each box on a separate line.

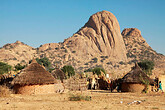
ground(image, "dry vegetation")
xmin=0 ymin=90 xmax=165 ymax=110
xmin=0 ymin=86 xmax=11 ymax=97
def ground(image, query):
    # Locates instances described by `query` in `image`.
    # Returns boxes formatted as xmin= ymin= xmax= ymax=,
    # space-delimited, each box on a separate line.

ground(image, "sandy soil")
xmin=0 ymin=90 xmax=165 ymax=110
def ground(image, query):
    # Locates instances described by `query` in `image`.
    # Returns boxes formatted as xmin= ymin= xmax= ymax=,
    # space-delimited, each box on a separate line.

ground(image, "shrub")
xmin=92 ymin=67 xmax=106 ymax=75
xmin=119 ymin=61 xmax=125 ymax=65
xmin=69 ymin=93 xmax=91 ymax=101
xmin=21 ymin=60 xmax=26 ymax=63
xmin=100 ymin=56 xmax=108 ymax=58
xmin=13 ymin=57 xmax=17 ymax=60
xmin=84 ymin=63 xmax=88 ymax=65
xmin=64 ymin=49 xmax=68 ymax=53
xmin=92 ymin=57 xmax=97 ymax=61
xmin=0 ymin=62 xmax=12 ymax=74
xmin=72 ymin=51 xmax=76 ymax=53
xmin=106 ymin=62 xmax=112 ymax=65
xmin=92 ymin=57 xmax=98 ymax=63
xmin=14 ymin=63 xmax=26 ymax=71
xmin=84 ymin=68 xmax=93 ymax=72
xmin=61 ymin=65 xmax=75 ymax=78
xmin=138 ymin=60 xmax=154 ymax=76
xmin=0 ymin=86 xmax=11 ymax=97
xmin=61 ymin=47 xmax=65 ymax=49
xmin=55 ymin=47 xmax=59 ymax=50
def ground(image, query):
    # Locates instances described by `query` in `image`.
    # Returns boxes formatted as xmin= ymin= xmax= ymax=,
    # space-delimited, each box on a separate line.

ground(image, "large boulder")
xmin=63 ymin=11 xmax=127 ymax=62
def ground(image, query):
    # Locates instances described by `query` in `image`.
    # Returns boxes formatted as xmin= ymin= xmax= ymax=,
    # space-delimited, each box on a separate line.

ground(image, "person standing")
xmin=159 ymin=81 xmax=163 ymax=92
xmin=107 ymin=79 xmax=111 ymax=90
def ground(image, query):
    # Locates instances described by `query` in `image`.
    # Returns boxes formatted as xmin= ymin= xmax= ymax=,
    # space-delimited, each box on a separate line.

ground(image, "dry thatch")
xmin=12 ymin=60 xmax=56 ymax=85
xmin=122 ymin=63 xmax=154 ymax=84
xmin=63 ymin=77 xmax=87 ymax=91
xmin=51 ymin=69 xmax=66 ymax=82
xmin=0 ymin=86 xmax=11 ymax=97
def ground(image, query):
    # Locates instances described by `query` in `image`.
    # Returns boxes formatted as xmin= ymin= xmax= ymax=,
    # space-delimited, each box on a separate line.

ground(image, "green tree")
xmin=14 ymin=63 xmax=26 ymax=71
xmin=61 ymin=65 xmax=75 ymax=78
xmin=0 ymin=62 xmax=12 ymax=74
xmin=29 ymin=57 xmax=53 ymax=72
xmin=92 ymin=67 xmax=106 ymax=75
xmin=84 ymin=68 xmax=93 ymax=72
xmin=138 ymin=60 xmax=154 ymax=76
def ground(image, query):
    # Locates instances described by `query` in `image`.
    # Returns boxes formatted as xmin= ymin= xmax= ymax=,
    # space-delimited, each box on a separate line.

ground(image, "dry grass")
xmin=69 ymin=93 xmax=91 ymax=101
xmin=0 ymin=90 xmax=165 ymax=110
xmin=0 ymin=86 xmax=11 ymax=97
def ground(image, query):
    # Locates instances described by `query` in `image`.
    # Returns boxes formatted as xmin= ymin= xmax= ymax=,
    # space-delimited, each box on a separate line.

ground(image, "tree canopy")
xmin=92 ymin=67 xmax=106 ymax=75
xmin=0 ymin=62 xmax=12 ymax=74
xmin=14 ymin=63 xmax=26 ymax=71
xmin=61 ymin=65 xmax=75 ymax=78
xmin=138 ymin=60 xmax=154 ymax=76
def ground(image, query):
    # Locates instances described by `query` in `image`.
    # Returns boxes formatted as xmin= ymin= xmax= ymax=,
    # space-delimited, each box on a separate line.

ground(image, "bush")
xmin=61 ymin=65 xmax=75 ymax=78
xmin=138 ymin=60 xmax=154 ymax=76
xmin=69 ymin=93 xmax=91 ymax=101
xmin=119 ymin=61 xmax=125 ymax=65
xmin=72 ymin=51 xmax=76 ymax=53
xmin=84 ymin=68 xmax=93 ymax=72
xmin=13 ymin=57 xmax=17 ymax=60
xmin=14 ymin=63 xmax=26 ymax=71
xmin=0 ymin=86 xmax=11 ymax=97
xmin=92 ymin=57 xmax=98 ymax=63
xmin=92 ymin=67 xmax=105 ymax=75
xmin=0 ymin=62 xmax=12 ymax=74
xmin=106 ymin=62 xmax=112 ymax=65
xmin=84 ymin=63 xmax=88 ymax=65
xmin=100 ymin=56 xmax=108 ymax=59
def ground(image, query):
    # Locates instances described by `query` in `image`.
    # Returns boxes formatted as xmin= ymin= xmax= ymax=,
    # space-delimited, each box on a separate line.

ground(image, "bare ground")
xmin=0 ymin=90 xmax=165 ymax=110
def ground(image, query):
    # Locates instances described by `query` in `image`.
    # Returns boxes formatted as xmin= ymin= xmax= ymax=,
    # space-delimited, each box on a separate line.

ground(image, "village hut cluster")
xmin=0 ymin=60 xmax=164 ymax=95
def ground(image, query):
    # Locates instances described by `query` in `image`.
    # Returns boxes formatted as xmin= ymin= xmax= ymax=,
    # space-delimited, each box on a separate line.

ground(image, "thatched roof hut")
xmin=121 ymin=63 xmax=154 ymax=92
xmin=12 ymin=59 xmax=57 ymax=95
xmin=51 ymin=69 xmax=66 ymax=82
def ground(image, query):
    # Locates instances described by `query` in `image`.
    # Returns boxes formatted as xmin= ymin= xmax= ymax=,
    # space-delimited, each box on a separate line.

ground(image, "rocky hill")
xmin=0 ymin=41 xmax=36 ymax=66
xmin=122 ymin=28 xmax=165 ymax=75
xmin=64 ymin=10 xmax=127 ymax=62
xmin=0 ymin=11 xmax=164 ymax=76
xmin=36 ymin=11 xmax=129 ymax=74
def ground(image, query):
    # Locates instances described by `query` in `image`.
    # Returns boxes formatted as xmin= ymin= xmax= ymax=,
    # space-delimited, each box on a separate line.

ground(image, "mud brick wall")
xmin=14 ymin=84 xmax=56 ymax=95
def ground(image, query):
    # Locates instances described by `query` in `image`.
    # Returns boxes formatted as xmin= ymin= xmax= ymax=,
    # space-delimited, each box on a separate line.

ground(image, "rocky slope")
xmin=122 ymin=28 xmax=165 ymax=75
xmin=0 ymin=41 xmax=36 ymax=66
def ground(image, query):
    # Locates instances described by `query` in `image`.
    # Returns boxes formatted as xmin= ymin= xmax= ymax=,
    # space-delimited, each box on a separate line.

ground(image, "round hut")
xmin=121 ymin=63 xmax=154 ymax=92
xmin=51 ymin=69 xmax=66 ymax=83
xmin=12 ymin=59 xmax=57 ymax=95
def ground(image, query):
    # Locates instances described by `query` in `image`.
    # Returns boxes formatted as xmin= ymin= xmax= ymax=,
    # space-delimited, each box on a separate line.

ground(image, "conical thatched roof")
xmin=12 ymin=59 xmax=57 ymax=85
xmin=122 ymin=63 xmax=154 ymax=84
xmin=51 ymin=69 xmax=66 ymax=81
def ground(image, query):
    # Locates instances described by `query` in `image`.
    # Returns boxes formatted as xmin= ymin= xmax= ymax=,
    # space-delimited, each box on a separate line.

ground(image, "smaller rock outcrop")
xmin=0 ymin=41 xmax=36 ymax=65
xmin=122 ymin=28 xmax=141 ymax=37
xmin=122 ymin=28 xmax=165 ymax=75
xmin=38 ymin=43 xmax=59 ymax=51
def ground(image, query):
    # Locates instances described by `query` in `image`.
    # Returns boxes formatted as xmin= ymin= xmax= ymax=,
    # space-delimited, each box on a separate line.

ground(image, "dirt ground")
xmin=0 ymin=90 xmax=165 ymax=110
